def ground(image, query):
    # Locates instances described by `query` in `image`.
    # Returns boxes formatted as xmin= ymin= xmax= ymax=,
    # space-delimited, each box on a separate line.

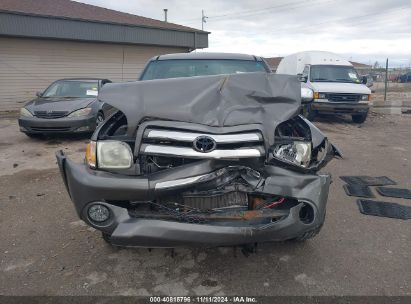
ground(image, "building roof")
xmin=0 ymin=0 xmax=205 ymax=33
xmin=0 ymin=0 xmax=208 ymax=49
xmin=264 ymin=57 xmax=283 ymax=70
xmin=350 ymin=61 xmax=372 ymax=69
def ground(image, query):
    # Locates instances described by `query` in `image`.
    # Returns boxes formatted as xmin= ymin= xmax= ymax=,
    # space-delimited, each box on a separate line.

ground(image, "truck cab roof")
xmin=151 ymin=52 xmax=265 ymax=62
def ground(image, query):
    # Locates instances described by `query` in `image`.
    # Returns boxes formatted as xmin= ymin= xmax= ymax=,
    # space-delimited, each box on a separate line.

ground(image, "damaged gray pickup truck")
xmin=57 ymin=56 xmax=340 ymax=248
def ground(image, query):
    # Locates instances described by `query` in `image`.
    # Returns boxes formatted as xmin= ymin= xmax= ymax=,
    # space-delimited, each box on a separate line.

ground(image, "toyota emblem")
xmin=193 ymin=136 xmax=217 ymax=153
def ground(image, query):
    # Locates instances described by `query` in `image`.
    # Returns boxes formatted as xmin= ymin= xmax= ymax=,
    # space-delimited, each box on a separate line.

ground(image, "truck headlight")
xmin=272 ymin=141 xmax=312 ymax=168
xmin=86 ymin=141 xmax=97 ymax=168
xmin=68 ymin=107 xmax=92 ymax=117
xmin=97 ymin=140 xmax=133 ymax=169
xmin=361 ymin=94 xmax=369 ymax=101
xmin=313 ymin=92 xmax=326 ymax=99
xmin=20 ymin=108 xmax=33 ymax=117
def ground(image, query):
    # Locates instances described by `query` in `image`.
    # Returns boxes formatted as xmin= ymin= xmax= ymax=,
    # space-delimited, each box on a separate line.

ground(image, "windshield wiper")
xmin=311 ymin=78 xmax=337 ymax=82
xmin=42 ymin=96 xmax=79 ymax=98
xmin=335 ymin=78 xmax=357 ymax=83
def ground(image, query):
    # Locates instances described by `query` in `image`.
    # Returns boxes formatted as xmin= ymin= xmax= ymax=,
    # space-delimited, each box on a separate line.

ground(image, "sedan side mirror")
xmin=301 ymin=87 xmax=314 ymax=103
xmin=361 ymin=76 xmax=368 ymax=85
xmin=36 ymin=91 xmax=43 ymax=97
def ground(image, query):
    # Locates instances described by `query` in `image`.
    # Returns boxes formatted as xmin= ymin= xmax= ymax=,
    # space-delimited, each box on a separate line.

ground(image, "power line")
xmin=209 ymin=0 xmax=322 ymax=20
xmin=282 ymin=5 xmax=411 ymax=34
xmin=175 ymin=0 xmax=324 ymax=23
xmin=214 ymin=4 xmax=411 ymax=35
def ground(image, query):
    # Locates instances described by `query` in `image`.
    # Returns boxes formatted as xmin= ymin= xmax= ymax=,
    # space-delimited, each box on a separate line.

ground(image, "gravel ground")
xmin=0 ymin=113 xmax=410 ymax=296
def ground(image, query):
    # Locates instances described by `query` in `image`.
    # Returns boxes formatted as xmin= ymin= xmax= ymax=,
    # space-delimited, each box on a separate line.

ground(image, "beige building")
xmin=0 ymin=0 xmax=208 ymax=111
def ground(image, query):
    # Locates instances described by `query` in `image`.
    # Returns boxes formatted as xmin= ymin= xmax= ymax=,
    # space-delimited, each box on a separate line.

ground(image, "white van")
xmin=276 ymin=51 xmax=371 ymax=123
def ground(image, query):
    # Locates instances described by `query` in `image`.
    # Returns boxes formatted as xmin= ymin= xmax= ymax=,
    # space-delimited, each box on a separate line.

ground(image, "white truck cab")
xmin=276 ymin=51 xmax=371 ymax=123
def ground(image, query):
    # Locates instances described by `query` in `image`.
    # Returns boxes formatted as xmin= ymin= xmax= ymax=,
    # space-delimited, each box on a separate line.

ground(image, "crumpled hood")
xmin=99 ymin=72 xmax=302 ymax=142
xmin=310 ymin=82 xmax=371 ymax=94
xmin=25 ymin=97 xmax=95 ymax=113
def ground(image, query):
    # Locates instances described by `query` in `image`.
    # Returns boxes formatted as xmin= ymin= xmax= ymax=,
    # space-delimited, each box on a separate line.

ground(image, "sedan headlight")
xmin=68 ymin=107 xmax=92 ymax=117
xmin=20 ymin=108 xmax=33 ymax=117
xmin=272 ymin=141 xmax=312 ymax=168
xmin=96 ymin=140 xmax=133 ymax=169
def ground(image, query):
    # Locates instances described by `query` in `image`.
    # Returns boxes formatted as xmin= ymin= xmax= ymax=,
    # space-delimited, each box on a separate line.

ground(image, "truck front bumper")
xmin=56 ymin=151 xmax=332 ymax=247
xmin=311 ymin=100 xmax=369 ymax=114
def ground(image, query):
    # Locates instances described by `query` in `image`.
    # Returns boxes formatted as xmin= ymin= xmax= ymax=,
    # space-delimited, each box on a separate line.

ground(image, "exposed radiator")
xmin=182 ymin=191 xmax=247 ymax=210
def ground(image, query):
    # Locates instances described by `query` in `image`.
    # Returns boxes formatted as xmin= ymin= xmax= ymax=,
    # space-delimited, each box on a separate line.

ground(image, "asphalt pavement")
xmin=0 ymin=113 xmax=410 ymax=296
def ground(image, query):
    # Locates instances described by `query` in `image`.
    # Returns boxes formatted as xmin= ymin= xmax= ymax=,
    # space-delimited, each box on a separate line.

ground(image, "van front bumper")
xmin=56 ymin=151 xmax=332 ymax=247
xmin=311 ymin=100 xmax=369 ymax=114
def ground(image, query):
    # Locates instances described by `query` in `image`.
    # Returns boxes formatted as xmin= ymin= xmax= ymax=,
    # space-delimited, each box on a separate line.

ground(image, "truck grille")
xmin=30 ymin=126 xmax=71 ymax=132
xmin=34 ymin=111 xmax=69 ymax=119
xmin=327 ymin=93 xmax=361 ymax=102
xmin=139 ymin=128 xmax=265 ymax=160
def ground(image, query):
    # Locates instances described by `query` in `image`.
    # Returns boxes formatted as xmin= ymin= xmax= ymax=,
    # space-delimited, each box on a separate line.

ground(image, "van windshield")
xmin=140 ymin=59 xmax=268 ymax=80
xmin=310 ymin=65 xmax=361 ymax=83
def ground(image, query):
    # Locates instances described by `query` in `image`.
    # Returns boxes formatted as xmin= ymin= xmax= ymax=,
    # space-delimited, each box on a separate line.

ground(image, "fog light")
xmin=88 ymin=204 xmax=110 ymax=222
xmin=76 ymin=126 xmax=90 ymax=132
xmin=299 ymin=203 xmax=315 ymax=224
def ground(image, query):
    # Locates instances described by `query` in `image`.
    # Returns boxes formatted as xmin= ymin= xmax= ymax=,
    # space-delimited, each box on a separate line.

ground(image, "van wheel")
xmin=302 ymin=104 xmax=316 ymax=121
xmin=352 ymin=112 xmax=368 ymax=123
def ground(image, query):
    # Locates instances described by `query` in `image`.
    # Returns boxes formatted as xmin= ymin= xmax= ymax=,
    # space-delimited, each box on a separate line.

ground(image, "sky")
xmin=78 ymin=0 xmax=411 ymax=68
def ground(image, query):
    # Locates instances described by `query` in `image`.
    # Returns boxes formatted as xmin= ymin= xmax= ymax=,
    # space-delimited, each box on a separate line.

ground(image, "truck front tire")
xmin=302 ymin=104 xmax=316 ymax=121
xmin=352 ymin=112 xmax=368 ymax=123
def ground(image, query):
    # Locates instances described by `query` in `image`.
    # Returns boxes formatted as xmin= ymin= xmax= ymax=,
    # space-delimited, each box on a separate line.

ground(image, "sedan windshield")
xmin=42 ymin=81 xmax=99 ymax=98
xmin=140 ymin=59 xmax=268 ymax=80
xmin=310 ymin=65 xmax=361 ymax=83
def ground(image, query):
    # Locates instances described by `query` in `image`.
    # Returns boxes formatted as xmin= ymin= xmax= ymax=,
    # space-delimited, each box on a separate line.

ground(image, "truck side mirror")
xmin=297 ymin=73 xmax=308 ymax=83
xmin=361 ymin=76 xmax=368 ymax=84
xmin=301 ymin=87 xmax=314 ymax=103
xmin=36 ymin=91 xmax=43 ymax=97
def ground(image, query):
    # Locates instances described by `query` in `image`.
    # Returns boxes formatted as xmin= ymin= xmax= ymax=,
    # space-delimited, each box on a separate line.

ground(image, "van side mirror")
xmin=297 ymin=73 xmax=308 ymax=82
xmin=361 ymin=76 xmax=367 ymax=84
xmin=36 ymin=91 xmax=43 ymax=97
xmin=301 ymin=87 xmax=314 ymax=103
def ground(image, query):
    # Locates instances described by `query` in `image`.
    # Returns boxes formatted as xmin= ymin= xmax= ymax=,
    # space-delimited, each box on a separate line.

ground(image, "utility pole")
xmin=163 ymin=9 xmax=168 ymax=22
xmin=201 ymin=10 xmax=208 ymax=30
xmin=384 ymin=58 xmax=388 ymax=102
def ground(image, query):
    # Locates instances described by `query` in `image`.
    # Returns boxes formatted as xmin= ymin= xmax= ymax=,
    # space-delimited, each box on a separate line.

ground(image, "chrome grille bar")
xmin=145 ymin=129 xmax=262 ymax=143
xmin=140 ymin=144 xmax=264 ymax=159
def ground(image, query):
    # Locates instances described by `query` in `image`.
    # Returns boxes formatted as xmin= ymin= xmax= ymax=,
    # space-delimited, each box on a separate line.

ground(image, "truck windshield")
xmin=310 ymin=65 xmax=361 ymax=83
xmin=140 ymin=59 xmax=268 ymax=80
xmin=43 ymin=81 xmax=99 ymax=98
